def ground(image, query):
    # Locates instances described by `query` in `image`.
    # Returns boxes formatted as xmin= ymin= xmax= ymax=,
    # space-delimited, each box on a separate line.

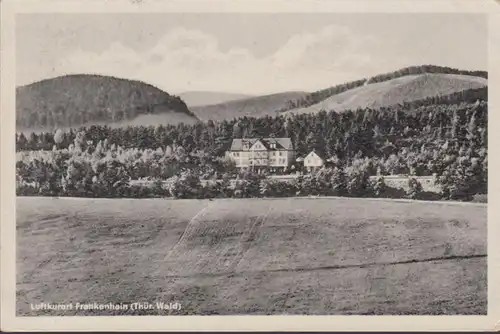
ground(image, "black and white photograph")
xmin=1 ymin=0 xmax=499 ymax=331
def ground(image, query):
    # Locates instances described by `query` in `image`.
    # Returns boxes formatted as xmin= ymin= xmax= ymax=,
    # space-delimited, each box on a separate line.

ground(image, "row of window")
xmin=248 ymin=159 xmax=287 ymax=165
xmin=232 ymin=151 xmax=285 ymax=157
xmin=242 ymin=159 xmax=287 ymax=164
xmin=233 ymin=154 xmax=321 ymax=166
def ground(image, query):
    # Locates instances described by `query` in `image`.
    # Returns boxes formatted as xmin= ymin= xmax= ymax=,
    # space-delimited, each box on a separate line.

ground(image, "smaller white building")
xmin=303 ymin=150 xmax=325 ymax=172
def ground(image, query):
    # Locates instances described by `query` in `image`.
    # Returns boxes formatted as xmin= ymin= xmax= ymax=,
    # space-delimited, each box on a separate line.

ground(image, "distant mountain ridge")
xmin=16 ymin=65 xmax=488 ymax=131
xmin=178 ymin=91 xmax=254 ymax=107
xmin=190 ymin=91 xmax=308 ymax=122
xmin=16 ymin=74 xmax=199 ymax=131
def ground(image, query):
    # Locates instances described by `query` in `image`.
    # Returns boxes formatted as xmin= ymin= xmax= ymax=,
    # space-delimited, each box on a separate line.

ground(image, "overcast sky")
xmin=16 ymin=13 xmax=487 ymax=95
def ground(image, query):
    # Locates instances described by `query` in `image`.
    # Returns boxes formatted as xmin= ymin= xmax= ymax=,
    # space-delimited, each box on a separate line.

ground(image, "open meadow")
xmin=16 ymin=196 xmax=487 ymax=315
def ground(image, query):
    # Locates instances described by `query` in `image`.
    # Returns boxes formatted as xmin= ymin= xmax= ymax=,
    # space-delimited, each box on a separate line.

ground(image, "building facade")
xmin=303 ymin=150 xmax=325 ymax=172
xmin=227 ymin=138 xmax=295 ymax=173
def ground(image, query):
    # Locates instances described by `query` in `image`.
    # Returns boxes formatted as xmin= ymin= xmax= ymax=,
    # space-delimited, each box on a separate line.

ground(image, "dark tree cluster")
xmin=16 ymin=98 xmax=488 ymax=201
xmin=17 ymin=100 xmax=488 ymax=165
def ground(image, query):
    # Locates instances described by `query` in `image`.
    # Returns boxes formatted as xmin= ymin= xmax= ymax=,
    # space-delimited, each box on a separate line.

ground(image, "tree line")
xmin=16 ymin=144 xmax=486 ymax=202
xmin=17 ymin=100 xmax=488 ymax=166
xmin=15 ymin=98 xmax=487 ymax=201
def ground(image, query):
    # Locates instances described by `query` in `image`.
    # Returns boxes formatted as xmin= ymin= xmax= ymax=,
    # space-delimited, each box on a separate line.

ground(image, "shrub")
xmin=381 ymin=185 xmax=407 ymax=199
xmin=345 ymin=165 xmax=370 ymax=197
xmin=295 ymin=174 xmax=320 ymax=196
xmin=151 ymin=179 xmax=170 ymax=197
xmin=259 ymin=179 xmax=273 ymax=197
xmin=125 ymin=184 xmax=153 ymax=198
xmin=90 ymin=158 xmax=131 ymax=198
xmin=259 ymin=179 xmax=297 ymax=197
xmin=293 ymin=168 xmax=333 ymax=196
xmin=472 ymin=194 xmax=487 ymax=203
xmin=371 ymin=176 xmax=387 ymax=198
xmin=167 ymin=170 xmax=202 ymax=199
xmin=314 ymin=168 xmax=335 ymax=196
xmin=233 ymin=179 xmax=259 ymax=198
xmin=407 ymin=177 xmax=423 ymax=200
xmin=233 ymin=188 xmax=244 ymax=198
xmin=330 ymin=167 xmax=347 ymax=196
xmin=201 ymin=180 xmax=231 ymax=199
xmin=16 ymin=181 xmax=39 ymax=196
xmin=436 ymin=156 xmax=487 ymax=201
xmin=234 ymin=170 xmax=263 ymax=197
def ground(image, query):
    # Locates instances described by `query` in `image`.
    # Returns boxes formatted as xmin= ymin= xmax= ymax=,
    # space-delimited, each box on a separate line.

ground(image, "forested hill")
xmin=283 ymin=73 xmax=487 ymax=116
xmin=277 ymin=65 xmax=488 ymax=113
xmin=16 ymin=74 xmax=199 ymax=131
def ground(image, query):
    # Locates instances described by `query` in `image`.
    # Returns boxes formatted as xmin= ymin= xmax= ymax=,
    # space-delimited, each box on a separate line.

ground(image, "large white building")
xmin=226 ymin=137 xmax=295 ymax=173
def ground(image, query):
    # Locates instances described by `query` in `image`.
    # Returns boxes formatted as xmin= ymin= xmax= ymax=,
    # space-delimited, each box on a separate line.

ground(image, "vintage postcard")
xmin=1 ymin=0 xmax=500 ymax=331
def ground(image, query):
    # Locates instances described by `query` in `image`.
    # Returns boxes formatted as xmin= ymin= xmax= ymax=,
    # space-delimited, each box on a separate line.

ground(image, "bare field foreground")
xmin=16 ymin=196 xmax=487 ymax=316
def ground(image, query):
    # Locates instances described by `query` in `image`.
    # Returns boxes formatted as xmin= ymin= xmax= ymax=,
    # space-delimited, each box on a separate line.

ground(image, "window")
xmin=279 ymin=151 xmax=284 ymax=156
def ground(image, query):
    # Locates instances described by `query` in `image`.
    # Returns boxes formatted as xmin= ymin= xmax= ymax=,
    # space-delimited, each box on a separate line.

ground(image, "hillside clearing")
xmin=17 ymin=197 xmax=486 ymax=315
xmin=286 ymin=73 xmax=487 ymax=115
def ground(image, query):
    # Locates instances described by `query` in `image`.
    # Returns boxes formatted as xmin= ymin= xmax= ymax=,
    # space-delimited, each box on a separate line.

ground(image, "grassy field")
xmin=17 ymin=196 xmax=487 ymax=316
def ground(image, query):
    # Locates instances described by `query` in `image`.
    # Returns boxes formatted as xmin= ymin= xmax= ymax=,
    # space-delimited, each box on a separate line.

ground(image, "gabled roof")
xmin=230 ymin=137 xmax=293 ymax=151
xmin=249 ymin=138 xmax=269 ymax=150
xmin=305 ymin=150 xmax=326 ymax=161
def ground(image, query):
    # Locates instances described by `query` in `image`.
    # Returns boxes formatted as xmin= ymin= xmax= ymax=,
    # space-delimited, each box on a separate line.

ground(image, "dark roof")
xmin=230 ymin=137 xmax=293 ymax=151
